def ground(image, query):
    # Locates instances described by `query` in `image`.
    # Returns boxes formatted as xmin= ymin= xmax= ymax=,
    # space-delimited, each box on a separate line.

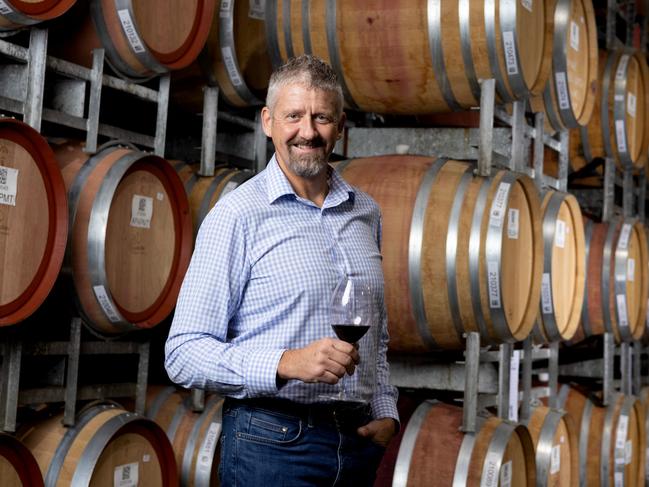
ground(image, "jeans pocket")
xmin=236 ymin=408 xmax=302 ymax=445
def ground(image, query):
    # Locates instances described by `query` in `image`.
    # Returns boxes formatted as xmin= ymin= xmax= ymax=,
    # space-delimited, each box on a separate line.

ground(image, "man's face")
xmin=261 ymin=83 xmax=345 ymax=178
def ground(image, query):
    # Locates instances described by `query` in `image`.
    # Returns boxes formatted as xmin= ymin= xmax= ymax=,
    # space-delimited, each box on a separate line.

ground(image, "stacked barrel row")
xmin=0 ymin=122 xmax=255 ymax=335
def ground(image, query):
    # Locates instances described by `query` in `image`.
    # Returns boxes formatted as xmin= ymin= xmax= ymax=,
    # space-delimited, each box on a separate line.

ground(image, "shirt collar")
xmin=266 ymin=154 xmax=355 ymax=207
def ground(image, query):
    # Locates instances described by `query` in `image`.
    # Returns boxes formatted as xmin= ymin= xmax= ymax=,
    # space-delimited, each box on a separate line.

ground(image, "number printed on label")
xmin=487 ymin=260 xmax=501 ymax=309
xmin=615 ymin=120 xmax=627 ymax=153
xmin=220 ymin=0 xmax=233 ymax=17
xmin=500 ymin=461 xmax=512 ymax=487
xmin=508 ymin=208 xmax=519 ymax=239
xmin=617 ymin=295 xmax=629 ymax=329
xmin=570 ymin=21 xmax=580 ymax=51
xmin=130 ymin=195 xmax=153 ymax=229
xmin=114 ymin=462 xmax=138 ymax=487
xmin=221 ymin=46 xmax=243 ymax=87
xmin=618 ymin=224 xmax=632 ymax=250
xmin=490 ymin=182 xmax=511 ymax=229
xmin=0 ymin=165 xmax=18 ymax=207
xmin=541 ymin=273 xmax=554 ymax=314
xmin=117 ymin=9 xmax=146 ymax=54
xmin=616 ymin=415 xmax=629 ymax=449
xmin=628 ymin=92 xmax=637 ymax=118
xmin=615 ymin=472 xmax=624 ymax=487
xmin=93 ymin=286 xmax=121 ymax=323
xmin=0 ymin=0 xmax=14 ymax=15
xmin=555 ymin=72 xmax=570 ymax=110
xmin=482 ymin=452 xmax=501 ymax=487
xmin=555 ymin=219 xmax=566 ymax=248
xmin=502 ymin=31 xmax=519 ymax=75
xmin=197 ymin=422 xmax=222 ymax=471
xmin=550 ymin=445 xmax=561 ymax=474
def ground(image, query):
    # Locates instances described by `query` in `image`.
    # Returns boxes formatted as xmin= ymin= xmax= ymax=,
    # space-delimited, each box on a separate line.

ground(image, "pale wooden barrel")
xmin=522 ymin=406 xmax=578 ymax=486
xmin=19 ymin=404 xmax=177 ymax=487
xmin=0 ymin=0 xmax=75 ymax=30
xmin=0 ymin=119 xmax=68 ymax=326
xmin=173 ymin=161 xmax=252 ymax=239
xmin=558 ymin=385 xmax=646 ymax=486
xmin=640 ymin=387 xmax=649 ymax=487
xmin=266 ymin=0 xmax=552 ymax=114
xmin=172 ymin=0 xmax=272 ymax=109
xmin=571 ymin=50 xmax=649 ymax=172
xmin=146 ymin=386 xmax=224 ymax=487
xmin=0 ymin=432 xmax=43 ymax=487
xmin=528 ymin=0 xmax=598 ymax=133
xmin=533 ymin=191 xmax=586 ymax=342
xmin=53 ymin=141 xmax=192 ymax=335
xmin=375 ymin=400 xmax=535 ymax=486
xmin=337 ymin=156 xmax=543 ymax=351
xmin=53 ymin=0 xmax=215 ymax=80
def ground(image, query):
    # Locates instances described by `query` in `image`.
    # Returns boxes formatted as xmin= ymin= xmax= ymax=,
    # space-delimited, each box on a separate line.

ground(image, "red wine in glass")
xmin=331 ymin=324 xmax=370 ymax=343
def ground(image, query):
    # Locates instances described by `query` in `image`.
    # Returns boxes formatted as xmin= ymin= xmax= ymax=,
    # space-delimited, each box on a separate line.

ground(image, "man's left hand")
xmin=356 ymin=418 xmax=398 ymax=447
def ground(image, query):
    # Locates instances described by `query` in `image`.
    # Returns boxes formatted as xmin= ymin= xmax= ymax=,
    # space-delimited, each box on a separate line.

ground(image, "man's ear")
xmin=261 ymin=106 xmax=273 ymax=137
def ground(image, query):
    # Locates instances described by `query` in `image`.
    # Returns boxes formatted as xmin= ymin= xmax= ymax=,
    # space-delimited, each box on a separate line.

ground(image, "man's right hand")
xmin=277 ymin=338 xmax=360 ymax=384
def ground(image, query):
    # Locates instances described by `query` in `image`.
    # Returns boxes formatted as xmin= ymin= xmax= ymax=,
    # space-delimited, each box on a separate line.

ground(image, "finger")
xmin=331 ymin=340 xmax=355 ymax=354
xmin=318 ymin=369 xmax=341 ymax=384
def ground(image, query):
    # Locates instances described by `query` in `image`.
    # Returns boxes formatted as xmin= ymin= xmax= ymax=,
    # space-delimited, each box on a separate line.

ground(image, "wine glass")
xmin=329 ymin=275 xmax=374 ymax=402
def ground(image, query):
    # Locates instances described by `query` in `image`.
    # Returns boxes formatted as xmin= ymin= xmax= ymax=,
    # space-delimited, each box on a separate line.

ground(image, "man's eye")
xmin=315 ymin=115 xmax=334 ymax=124
xmin=286 ymin=113 xmax=301 ymax=121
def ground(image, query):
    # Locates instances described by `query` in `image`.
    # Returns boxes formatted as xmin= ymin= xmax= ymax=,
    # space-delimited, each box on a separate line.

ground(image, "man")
xmin=165 ymin=55 xmax=398 ymax=486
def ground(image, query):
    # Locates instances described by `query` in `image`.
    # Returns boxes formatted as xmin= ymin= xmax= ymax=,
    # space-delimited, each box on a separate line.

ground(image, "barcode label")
xmin=550 ymin=445 xmax=561 ymax=474
xmin=617 ymin=295 xmax=629 ymax=329
xmin=0 ymin=0 xmax=14 ymax=15
xmin=570 ymin=21 xmax=580 ymax=51
xmin=555 ymin=219 xmax=566 ymax=248
xmin=541 ymin=273 xmax=554 ymax=314
xmin=555 ymin=72 xmax=570 ymax=110
xmin=249 ymin=0 xmax=265 ymax=19
xmin=117 ymin=9 xmax=146 ymax=54
xmin=113 ymin=462 xmax=138 ymax=487
xmin=508 ymin=351 xmax=520 ymax=422
xmin=221 ymin=46 xmax=243 ymax=87
xmin=500 ymin=461 xmax=512 ymax=487
xmin=130 ymin=195 xmax=153 ymax=229
xmin=616 ymin=55 xmax=630 ymax=80
xmin=220 ymin=0 xmax=233 ymax=17
xmin=521 ymin=0 xmax=533 ymax=12
xmin=482 ymin=452 xmax=500 ymax=487
xmin=507 ymin=208 xmax=519 ymax=239
xmin=487 ymin=260 xmax=501 ymax=309
xmin=615 ymin=120 xmax=627 ymax=153
xmin=626 ymin=440 xmax=633 ymax=465
xmin=628 ymin=92 xmax=637 ymax=118
xmin=93 ymin=285 xmax=121 ymax=323
xmin=502 ymin=31 xmax=519 ymax=75
xmin=628 ymin=258 xmax=635 ymax=282
xmin=618 ymin=224 xmax=632 ymax=250
xmin=490 ymin=182 xmax=511 ymax=229
xmin=616 ymin=415 xmax=629 ymax=449
xmin=0 ymin=165 xmax=18 ymax=207
xmin=197 ymin=422 xmax=222 ymax=472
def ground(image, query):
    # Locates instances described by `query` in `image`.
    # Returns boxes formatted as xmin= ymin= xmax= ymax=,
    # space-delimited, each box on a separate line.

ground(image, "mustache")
xmin=290 ymin=137 xmax=325 ymax=148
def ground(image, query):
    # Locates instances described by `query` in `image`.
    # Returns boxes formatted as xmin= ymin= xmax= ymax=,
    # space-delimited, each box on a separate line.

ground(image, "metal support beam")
xmin=603 ymin=158 xmax=616 ymax=222
xmin=557 ymin=131 xmax=569 ymax=192
xmin=498 ymin=343 xmax=512 ymax=420
xmin=200 ymin=86 xmax=219 ymax=176
xmin=603 ymin=333 xmax=615 ymax=405
xmin=477 ymin=79 xmax=495 ymax=177
xmin=0 ymin=339 xmax=21 ymax=432
xmin=135 ymin=342 xmax=150 ymax=416
xmin=510 ymin=100 xmax=525 ymax=172
xmin=620 ymin=342 xmax=632 ymax=395
xmin=623 ymin=166 xmax=634 ymax=218
xmin=63 ymin=318 xmax=82 ymax=426
xmin=547 ymin=342 xmax=559 ymax=408
xmin=461 ymin=332 xmax=480 ymax=433
xmin=638 ymin=170 xmax=646 ymax=223
xmin=84 ymin=49 xmax=104 ymax=154
xmin=633 ymin=341 xmax=642 ymax=396
xmin=532 ymin=112 xmax=545 ymax=192
xmin=191 ymin=389 xmax=206 ymax=412
xmin=520 ymin=338 xmax=533 ymax=422
xmin=24 ymin=28 xmax=47 ymax=131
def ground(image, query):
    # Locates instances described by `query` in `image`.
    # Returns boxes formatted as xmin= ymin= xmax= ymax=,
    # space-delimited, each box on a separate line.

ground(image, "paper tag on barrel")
xmin=0 ymin=0 xmax=14 ymax=15
xmin=628 ymin=93 xmax=637 ymax=118
xmin=502 ymin=32 xmax=518 ymax=75
xmin=197 ymin=422 xmax=222 ymax=472
xmin=507 ymin=208 xmax=519 ymax=239
xmin=487 ymin=182 xmax=510 ymax=309
xmin=221 ymin=46 xmax=243 ymax=87
xmin=555 ymin=220 xmax=566 ymax=248
xmin=93 ymin=285 xmax=122 ymax=323
xmin=482 ymin=452 xmax=501 ymax=487
xmin=500 ymin=461 xmax=512 ymax=487
xmin=570 ymin=21 xmax=580 ymax=51
xmin=114 ymin=462 xmax=138 ymax=487
xmin=618 ymin=224 xmax=632 ymax=250
xmin=249 ymin=0 xmax=265 ymax=19
xmin=117 ymin=9 xmax=146 ymax=54
xmin=616 ymin=415 xmax=629 ymax=449
xmin=0 ymin=165 xmax=18 ymax=207
xmin=541 ymin=273 xmax=553 ymax=314
xmin=615 ymin=472 xmax=624 ymax=487
xmin=616 ymin=295 xmax=629 ymax=330
xmin=130 ymin=195 xmax=153 ymax=229
xmin=628 ymin=258 xmax=635 ymax=282
xmin=550 ymin=445 xmax=561 ymax=474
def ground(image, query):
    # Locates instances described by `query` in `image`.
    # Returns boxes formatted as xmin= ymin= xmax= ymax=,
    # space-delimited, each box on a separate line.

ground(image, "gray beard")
xmin=287 ymin=151 xmax=328 ymax=178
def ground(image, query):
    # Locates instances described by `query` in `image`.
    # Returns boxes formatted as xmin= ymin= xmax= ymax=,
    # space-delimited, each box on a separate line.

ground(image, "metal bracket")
xmin=603 ymin=332 xmax=615 ymax=405
xmin=200 ymin=85 xmax=219 ymax=176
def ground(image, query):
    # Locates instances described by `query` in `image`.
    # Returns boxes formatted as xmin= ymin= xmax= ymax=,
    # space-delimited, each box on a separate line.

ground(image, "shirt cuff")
xmin=371 ymin=394 xmax=400 ymax=431
xmin=243 ymin=348 xmax=286 ymax=396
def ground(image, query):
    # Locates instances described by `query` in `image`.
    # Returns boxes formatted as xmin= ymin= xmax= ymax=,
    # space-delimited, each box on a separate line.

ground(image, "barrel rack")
xmin=0 ymin=29 xmax=174 ymax=431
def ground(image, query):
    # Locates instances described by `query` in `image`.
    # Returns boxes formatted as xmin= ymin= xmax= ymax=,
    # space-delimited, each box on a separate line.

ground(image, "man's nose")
xmin=298 ymin=115 xmax=317 ymax=139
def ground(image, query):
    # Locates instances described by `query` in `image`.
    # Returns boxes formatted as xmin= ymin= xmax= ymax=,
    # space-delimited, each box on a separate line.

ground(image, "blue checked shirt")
xmin=165 ymin=155 xmax=398 ymax=422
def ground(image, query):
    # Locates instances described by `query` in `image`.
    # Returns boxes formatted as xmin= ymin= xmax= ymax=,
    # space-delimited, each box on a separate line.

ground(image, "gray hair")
xmin=265 ymin=55 xmax=344 ymax=115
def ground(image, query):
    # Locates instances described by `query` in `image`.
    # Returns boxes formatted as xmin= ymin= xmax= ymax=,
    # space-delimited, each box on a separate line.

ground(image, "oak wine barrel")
xmin=266 ymin=0 xmax=552 ymax=114
xmin=54 ymin=0 xmax=215 ymax=81
xmin=19 ymin=404 xmax=177 ymax=487
xmin=0 ymin=0 xmax=76 ymax=31
xmin=172 ymin=0 xmax=272 ymax=110
xmin=0 ymin=432 xmax=43 ymax=487
xmin=558 ymin=385 xmax=646 ymax=486
xmin=640 ymin=387 xmax=649 ymax=486
xmin=173 ymin=161 xmax=253 ymax=239
xmin=375 ymin=400 xmax=535 ymax=486
xmin=146 ymin=386 xmax=224 ymax=487
xmin=337 ymin=155 xmax=543 ymax=351
xmin=533 ymin=190 xmax=586 ymax=342
xmin=522 ymin=406 xmax=578 ymax=486
xmin=0 ymin=119 xmax=68 ymax=327
xmin=528 ymin=0 xmax=598 ymax=133
xmin=53 ymin=140 xmax=192 ymax=336
xmin=571 ymin=50 xmax=649 ymax=172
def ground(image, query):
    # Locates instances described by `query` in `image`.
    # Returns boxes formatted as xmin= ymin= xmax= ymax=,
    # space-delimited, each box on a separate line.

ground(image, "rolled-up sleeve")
xmin=164 ymin=202 xmax=285 ymax=397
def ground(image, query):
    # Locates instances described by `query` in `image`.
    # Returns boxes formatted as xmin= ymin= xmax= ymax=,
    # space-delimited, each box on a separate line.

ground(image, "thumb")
xmin=356 ymin=424 xmax=373 ymax=437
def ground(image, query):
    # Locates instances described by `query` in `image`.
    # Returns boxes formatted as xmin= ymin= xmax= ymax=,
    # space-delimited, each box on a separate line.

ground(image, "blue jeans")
xmin=219 ymin=399 xmax=386 ymax=486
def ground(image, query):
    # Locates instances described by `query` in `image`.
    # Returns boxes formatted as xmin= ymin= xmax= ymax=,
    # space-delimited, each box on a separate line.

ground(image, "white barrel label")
xmin=0 ymin=0 xmax=14 ymax=15
xmin=500 ymin=461 xmax=512 ymax=487
xmin=616 ymin=415 xmax=629 ymax=449
xmin=628 ymin=92 xmax=637 ymax=118
xmin=617 ymin=295 xmax=629 ymax=330
xmin=220 ymin=0 xmax=233 ymax=17
xmin=197 ymin=422 xmax=222 ymax=472
xmin=130 ymin=195 xmax=153 ymax=229
xmin=502 ymin=32 xmax=518 ymax=75
xmin=555 ymin=72 xmax=570 ymax=110
xmin=0 ymin=165 xmax=18 ymax=207
xmin=626 ymin=440 xmax=633 ymax=465
xmin=615 ymin=120 xmax=627 ymax=153
xmin=117 ymin=9 xmax=146 ymax=54
xmin=487 ymin=260 xmax=501 ymax=309
xmin=221 ymin=46 xmax=243 ymax=87
xmin=114 ymin=462 xmax=138 ymax=487
xmin=489 ymin=182 xmax=511 ymax=229
xmin=541 ymin=273 xmax=553 ymax=314
xmin=628 ymin=258 xmax=635 ymax=282
xmin=93 ymin=285 xmax=121 ymax=323
xmin=249 ymin=0 xmax=265 ymax=19
xmin=555 ymin=219 xmax=566 ymax=248
xmin=570 ymin=21 xmax=580 ymax=51
xmin=551 ymin=444 xmax=561 ymax=474
xmin=507 ymin=208 xmax=519 ymax=239
xmin=618 ymin=224 xmax=632 ymax=250
xmin=616 ymin=55 xmax=630 ymax=80
xmin=482 ymin=452 xmax=501 ymax=487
